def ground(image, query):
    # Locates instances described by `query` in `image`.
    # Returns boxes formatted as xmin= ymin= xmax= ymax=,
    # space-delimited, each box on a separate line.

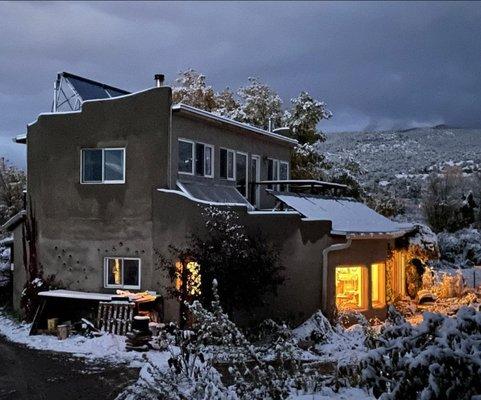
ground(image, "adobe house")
xmin=3 ymin=72 xmax=413 ymax=324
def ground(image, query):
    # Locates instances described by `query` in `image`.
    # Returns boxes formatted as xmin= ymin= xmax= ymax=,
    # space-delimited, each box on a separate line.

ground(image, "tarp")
xmin=272 ymin=192 xmax=412 ymax=235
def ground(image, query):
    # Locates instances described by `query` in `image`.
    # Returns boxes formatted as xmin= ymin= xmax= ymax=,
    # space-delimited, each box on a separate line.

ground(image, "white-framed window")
xmin=250 ymin=155 xmax=261 ymax=208
xmin=220 ymin=148 xmax=235 ymax=180
xmin=195 ymin=142 xmax=214 ymax=178
xmin=235 ymin=151 xmax=248 ymax=197
xmin=267 ymin=158 xmax=279 ymax=190
xmin=81 ymin=148 xmax=125 ymax=184
xmin=104 ymin=257 xmax=141 ymax=289
xmin=178 ymin=139 xmax=195 ymax=175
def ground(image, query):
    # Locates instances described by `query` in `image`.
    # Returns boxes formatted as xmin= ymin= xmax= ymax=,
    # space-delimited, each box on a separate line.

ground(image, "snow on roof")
xmin=172 ymin=103 xmax=298 ymax=146
xmin=38 ymin=289 xmax=115 ymax=301
xmin=272 ymin=192 xmax=413 ymax=236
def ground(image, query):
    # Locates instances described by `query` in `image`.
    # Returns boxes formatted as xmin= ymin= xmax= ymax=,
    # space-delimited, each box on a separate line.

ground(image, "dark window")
xmin=236 ymin=153 xmax=248 ymax=197
xmin=220 ymin=149 xmax=227 ymax=178
xmin=82 ymin=149 xmax=102 ymax=182
xmin=195 ymin=143 xmax=205 ymax=176
xmin=220 ymin=148 xmax=234 ymax=179
xmin=82 ymin=148 xmax=124 ymax=183
xmin=178 ymin=140 xmax=194 ymax=174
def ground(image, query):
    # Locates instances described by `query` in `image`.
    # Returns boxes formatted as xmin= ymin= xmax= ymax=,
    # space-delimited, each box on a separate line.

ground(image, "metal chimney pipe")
xmin=268 ymin=117 xmax=273 ymax=132
xmin=154 ymin=74 xmax=165 ymax=87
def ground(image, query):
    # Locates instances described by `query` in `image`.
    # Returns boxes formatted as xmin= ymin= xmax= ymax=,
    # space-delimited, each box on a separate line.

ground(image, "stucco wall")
xmin=171 ymin=113 xmax=293 ymax=208
xmin=12 ymin=224 xmax=25 ymax=313
xmin=24 ymin=87 xmax=172 ymax=296
xmin=152 ymin=189 xmax=333 ymax=325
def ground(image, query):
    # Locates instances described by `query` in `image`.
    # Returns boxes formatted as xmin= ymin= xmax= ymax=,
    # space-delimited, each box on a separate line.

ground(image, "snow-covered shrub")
xmin=355 ymin=305 xmax=481 ymax=399
xmin=438 ymin=228 xmax=481 ymax=267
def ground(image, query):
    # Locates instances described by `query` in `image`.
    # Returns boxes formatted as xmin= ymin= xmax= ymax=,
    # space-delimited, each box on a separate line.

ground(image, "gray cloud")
xmin=1 ymin=1 xmax=481 ymax=166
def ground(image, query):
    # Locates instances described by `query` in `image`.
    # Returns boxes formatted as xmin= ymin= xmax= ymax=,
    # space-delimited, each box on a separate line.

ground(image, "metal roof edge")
xmin=172 ymin=103 xmax=298 ymax=146
xmin=157 ymin=187 xmax=250 ymax=209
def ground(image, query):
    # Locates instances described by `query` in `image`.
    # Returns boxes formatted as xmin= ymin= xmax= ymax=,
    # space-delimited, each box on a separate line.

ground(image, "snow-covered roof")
xmin=38 ymin=289 xmax=115 ymax=301
xmin=172 ymin=103 xmax=298 ymax=146
xmin=272 ymin=192 xmax=413 ymax=236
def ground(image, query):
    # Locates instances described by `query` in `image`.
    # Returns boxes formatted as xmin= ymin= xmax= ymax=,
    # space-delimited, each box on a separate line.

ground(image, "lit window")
xmin=236 ymin=152 xmax=248 ymax=197
xmin=195 ymin=143 xmax=214 ymax=178
xmin=175 ymin=260 xmax=201 ymax=296
xmin=178 ymin=139 xmax=194 ymax=174
xmin=335 ymin=266 xmax=367 ymax=310
xmin=81 ymin=148 xmax=125 ymax=184
xmin=104 ymin=257 xmax=141 ymax=289
xmin=220 ymin=148 xmax=235 ymax=180
xmin=371 ymin=263 xmax=386 ymax=308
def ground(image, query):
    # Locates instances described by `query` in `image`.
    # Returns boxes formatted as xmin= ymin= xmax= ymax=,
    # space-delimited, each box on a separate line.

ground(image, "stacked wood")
xmin=126 ymin=316 xmax=151 ymax=352
xmin=96 ymin=301 xmax=135 ymax=335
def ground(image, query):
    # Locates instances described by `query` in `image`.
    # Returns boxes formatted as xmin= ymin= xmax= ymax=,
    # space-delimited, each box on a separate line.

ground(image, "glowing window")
xmin=335 ymin=266 xmax=367 ymax=310
xmin=175 ymin=260 xmax=201 ymax=297
xmin=371 ymin=263 xmax=386 ymax=308
xmin=104 ymin=257 xmax=141 ymax=289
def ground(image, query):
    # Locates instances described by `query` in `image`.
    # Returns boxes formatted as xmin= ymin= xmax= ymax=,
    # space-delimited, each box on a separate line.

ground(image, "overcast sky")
xmin=1 ymin=1 xmax=481 ymax=167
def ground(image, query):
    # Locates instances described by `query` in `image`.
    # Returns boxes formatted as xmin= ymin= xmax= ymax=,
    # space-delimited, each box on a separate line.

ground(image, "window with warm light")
xmin=335 ymin=266 xmax=367 ymax=310
xmin=104 ymin=257 xmax=141 ymax=289
xmin=371 ymin=263 xmax=386 ymax=308
xmin=175 ymin=260 xmax=201 ymax=296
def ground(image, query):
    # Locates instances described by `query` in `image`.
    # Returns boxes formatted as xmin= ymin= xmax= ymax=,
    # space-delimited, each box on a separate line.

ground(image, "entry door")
xmin=250 ymin=155 xmax=261 ymax=208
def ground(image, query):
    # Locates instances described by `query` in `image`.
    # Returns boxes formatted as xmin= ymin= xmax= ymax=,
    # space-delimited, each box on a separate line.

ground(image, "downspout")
xmin=321 ymin=237 xmax=352 ymax=312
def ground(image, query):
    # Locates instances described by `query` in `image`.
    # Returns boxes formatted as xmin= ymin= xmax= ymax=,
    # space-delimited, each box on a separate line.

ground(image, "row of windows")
xmin=178 ymin=139 xmax=289 ymax=199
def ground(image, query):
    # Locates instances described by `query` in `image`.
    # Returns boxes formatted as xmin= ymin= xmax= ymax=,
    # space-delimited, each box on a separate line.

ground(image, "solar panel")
xmin=61 ymin=72 xmax=130 ymax=101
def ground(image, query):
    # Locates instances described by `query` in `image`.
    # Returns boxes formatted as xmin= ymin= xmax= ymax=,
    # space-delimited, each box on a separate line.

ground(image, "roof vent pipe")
xmin=268 ymin=117 xmax=273 ymax=132
xmin=154 ymin=74 xmax=165 ymax=87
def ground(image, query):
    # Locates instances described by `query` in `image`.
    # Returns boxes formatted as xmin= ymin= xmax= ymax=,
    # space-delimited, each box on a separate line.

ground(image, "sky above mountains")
xmin=1 ymin=1 xmax=480 ymax=166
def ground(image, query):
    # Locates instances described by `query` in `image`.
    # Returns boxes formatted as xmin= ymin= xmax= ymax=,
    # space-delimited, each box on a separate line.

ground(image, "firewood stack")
xmin=125 ymin=316 xmax=151 ymax=352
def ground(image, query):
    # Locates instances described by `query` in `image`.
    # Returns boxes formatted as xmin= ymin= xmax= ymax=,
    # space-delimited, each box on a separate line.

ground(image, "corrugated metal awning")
xmin=271 ymin=192 xmax=412 ymax=236
xmin=177 ymin=181 xmax=254 ymax=209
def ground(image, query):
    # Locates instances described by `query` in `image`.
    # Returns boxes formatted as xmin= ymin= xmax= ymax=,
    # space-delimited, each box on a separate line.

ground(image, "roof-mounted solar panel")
xmin=52 ymin=72 xmax=130 ymax=112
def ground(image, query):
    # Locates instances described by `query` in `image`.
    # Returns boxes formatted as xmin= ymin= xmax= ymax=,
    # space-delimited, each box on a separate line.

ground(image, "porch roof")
xmin=271 ymin=192 xmax=413 ymax=236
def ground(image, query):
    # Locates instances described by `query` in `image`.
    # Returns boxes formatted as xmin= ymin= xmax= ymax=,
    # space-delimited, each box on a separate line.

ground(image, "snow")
xmin=0 ymin=311 xmax=144 ymax=366
xmin=274 ymin=192 xmax=412 ymax=234
xmin=291 ymin=387 xmax=373 ymax=399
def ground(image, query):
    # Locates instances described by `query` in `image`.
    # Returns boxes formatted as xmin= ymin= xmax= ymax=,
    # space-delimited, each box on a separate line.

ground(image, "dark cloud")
xmin=1 ymin=1 xmax=481 ymax=166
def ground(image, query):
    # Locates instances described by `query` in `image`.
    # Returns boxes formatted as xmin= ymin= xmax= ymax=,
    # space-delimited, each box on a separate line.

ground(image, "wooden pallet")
xmin=97 ymin=301 xmax=135 ymax=335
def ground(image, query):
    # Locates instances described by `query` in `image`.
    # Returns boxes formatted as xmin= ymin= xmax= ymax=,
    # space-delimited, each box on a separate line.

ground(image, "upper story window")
xmin=195 ymin=143 xmax=214 ymax=178
xmin=267 ymin=158 xmax=289 ymax=190
xmin=220 ymin=148 xmax=235 ymax=180
xmin=236 ymin=152 xmax=248 ymax=197
xmin=81 ymin=148 xmax=125 ymax=184
xmin=178 ymin=139 xmax=194 ymax=175
xmin=104 ymin=257 xmax=141 ymax=289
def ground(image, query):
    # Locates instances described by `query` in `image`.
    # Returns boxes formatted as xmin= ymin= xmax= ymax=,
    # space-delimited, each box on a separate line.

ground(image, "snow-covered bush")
xmin=438 ymin=228 xmax=481 ymax=267
xmin=355 ymin=305 xmax=481 ymax=399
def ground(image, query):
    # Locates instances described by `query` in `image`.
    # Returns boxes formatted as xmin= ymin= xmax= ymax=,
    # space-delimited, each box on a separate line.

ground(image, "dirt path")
xmin=0 ymin=335 xmax=139 ymax=400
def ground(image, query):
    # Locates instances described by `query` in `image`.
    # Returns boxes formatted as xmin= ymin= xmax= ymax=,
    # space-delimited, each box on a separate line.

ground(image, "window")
xmin=371 ymin=263 xmax=386 ymax=308
xmin=220 ymin=148 xmax=235 ymax=180
xmin=335 ymin=266 xmax=367 ymax=310
xmin=81 ymin=148 xmax=125 ymax=184
xmin=279 ymin=161 xmax=289 ymax=191
xmin=195 ymin=143 xmax=214 ymax=178
xmin=267 ymin=158 xmax=279 ymax=189
xmin=175 ymin=260 xmax=201 ymax=297
xmin=104 ymin=257 xmax=141 ymax=289
xmin=250 ymin=155 xmax=261 ymax=208
xmin=236 ymin=152 xmax=248 ymax=197
xmin=178 ymin=139 xmax=194 ymax=174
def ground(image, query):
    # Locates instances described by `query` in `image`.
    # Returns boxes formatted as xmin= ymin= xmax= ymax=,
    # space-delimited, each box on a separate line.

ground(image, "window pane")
xmin=82 ymin=149 xmax=102 ymax=182
xmin=236 ymin=153 xmax=247 ymax=197
xmin=220 ymin=149 xmax=227 ymax=178
xmin=123 ymin=259 xmax=140 ymax=287
xmin=178 ymin=141 xmax=193 ymax=173
xmin=227 ymin=151 xmax=234 ymax=179
xmin=371 ymin=263 xmax=386 ymax=308
xmin=104 ymin=149 xmax=124 ymax=181
xmin=195 ymin=143 xmax=205 ymax=176
xmin=250 ymin=157 xmax=259 ymax=205
xmin=204 ymin=146 xmax=213 ymax=176
xmin=335 ymin=266 xmax=367 ymax=310
xmin=279 ymin=162 xmax=288 ymax=180
xmin=267 ymin=159 xmax=274 ymax=180
xmin=107 ymin=258 xmax=122 ymax=286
